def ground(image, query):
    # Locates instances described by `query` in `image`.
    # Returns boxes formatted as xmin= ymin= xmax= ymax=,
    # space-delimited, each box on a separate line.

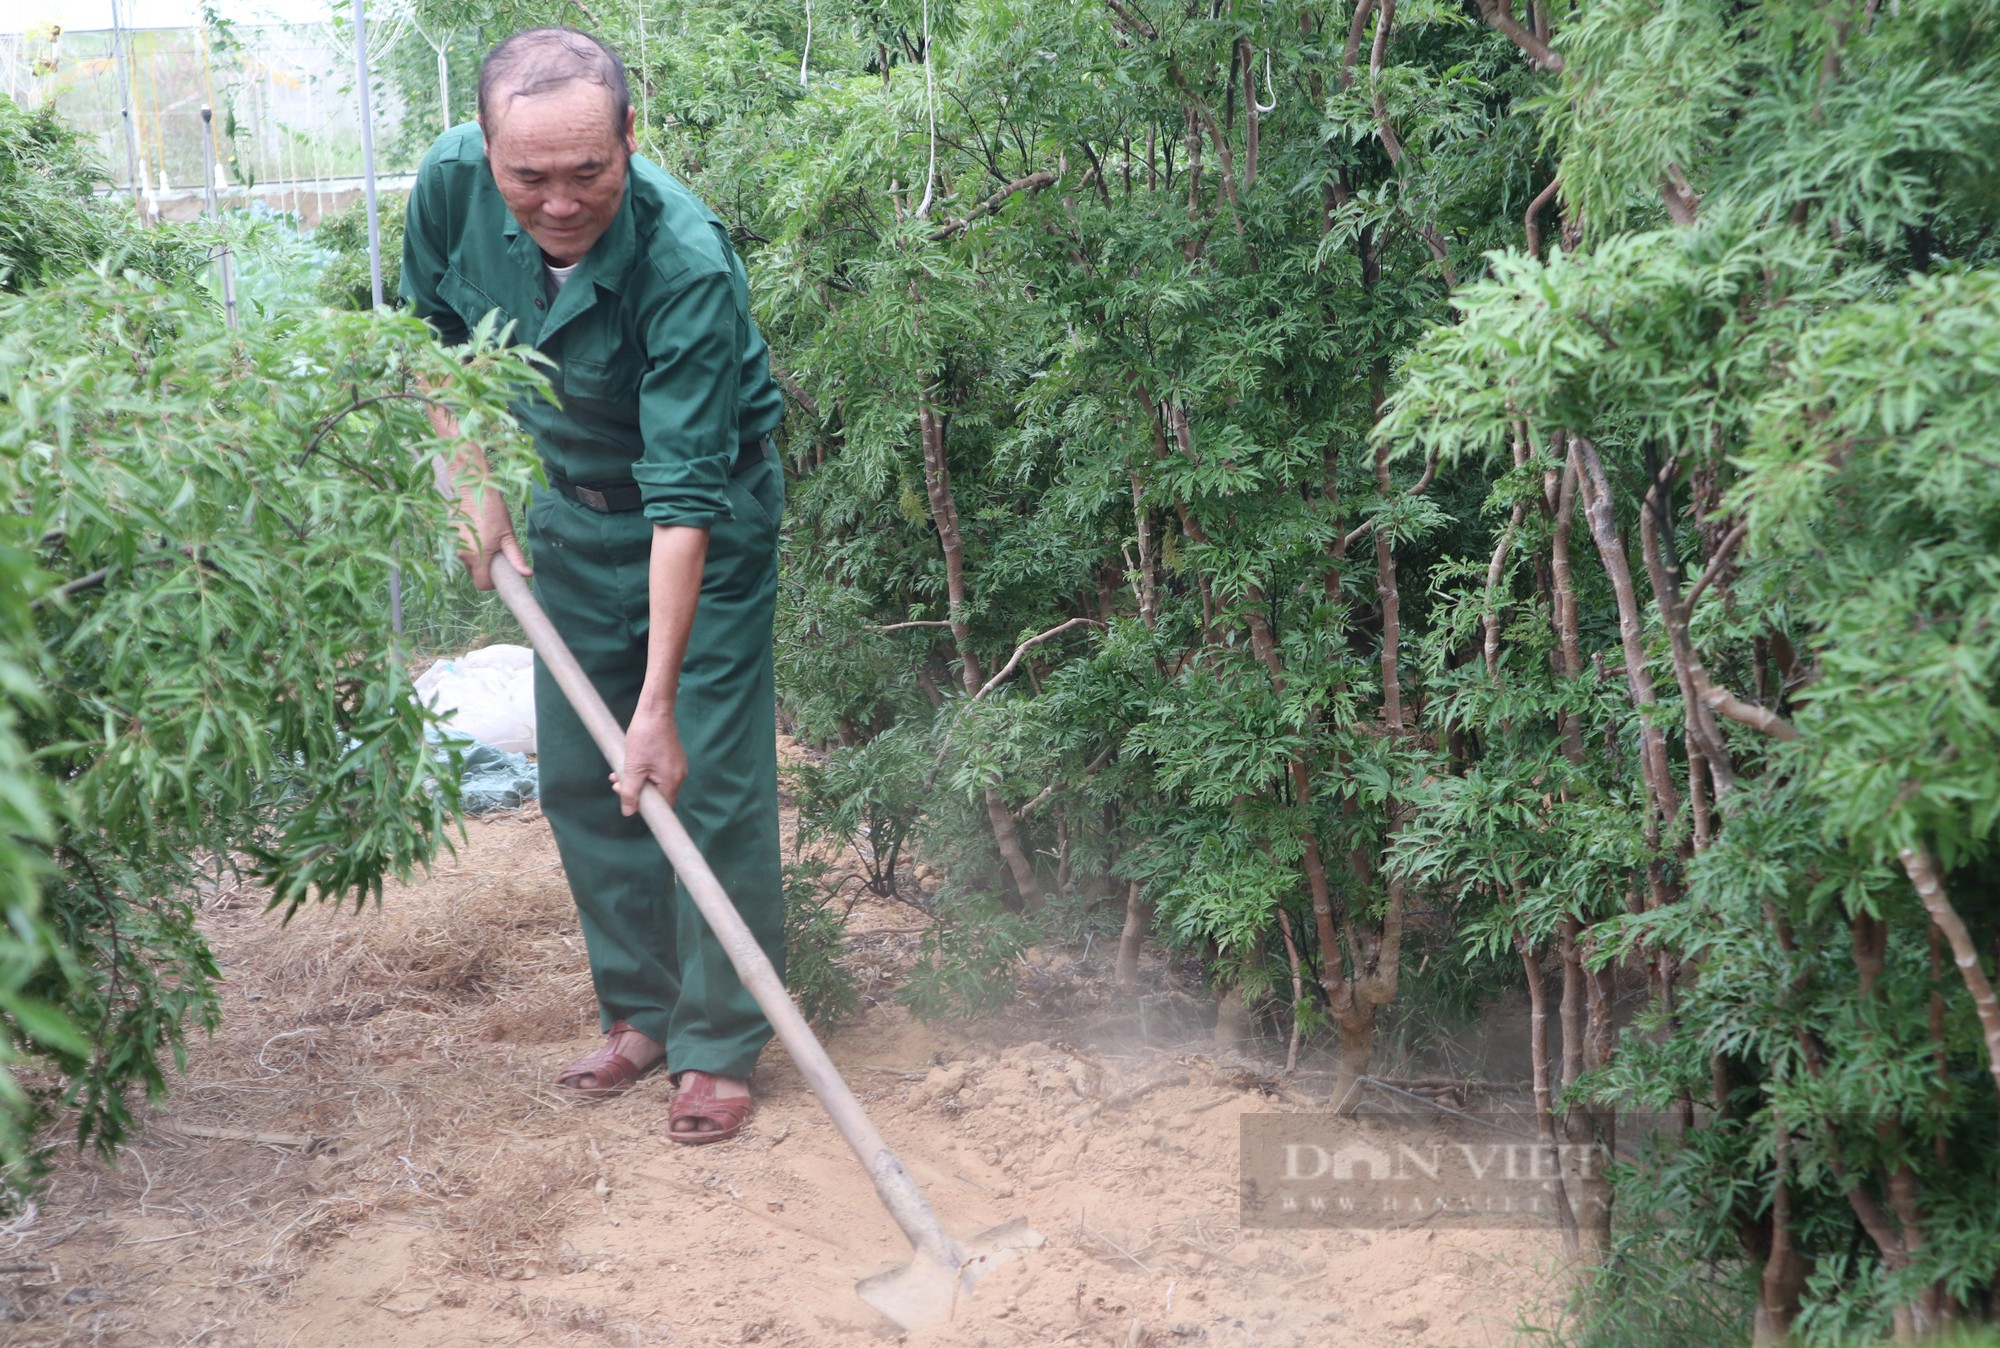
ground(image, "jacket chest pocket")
xmin=560 ymin=355 xmax=641 ymax=412
xmin=438 ymin=268 xmax=512 ymax=333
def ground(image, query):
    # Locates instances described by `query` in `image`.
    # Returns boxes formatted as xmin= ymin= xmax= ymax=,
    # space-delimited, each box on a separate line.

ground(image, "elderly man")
xmin=401 ymin=27 xmax=783 ymax=1143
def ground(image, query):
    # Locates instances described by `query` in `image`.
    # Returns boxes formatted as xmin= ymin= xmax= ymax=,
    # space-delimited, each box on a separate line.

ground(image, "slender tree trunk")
xmin=1900 ymin=845 xmax=2000 ymax=1116
xmin=1277 ymin=908 xmax=1305 ymax=1073
xmin=918 ymin=390 xmax=1045 ymax=911
xmin=1213 ymin=981 xmax=1252 ymax=1049
xmin=1755 ymin=1113 xmax=1808 ymax=1343
xmin=1557 ymin=917 xmax=1614 ymax=1257
xmin=1639 ymin=470 xmax=1737 ymax=796
xmin=1520 ymin=932 xmax=1581 ymax=1256
xmin=1129 ymin=466 xmax=1158 ymax=629
xmin=1240 ymin=39 xmax=1260 ymax=191
xmin=1857 ymin=905 xmax=1942 ymax=1338
xmin=1182 ymin=106 xmax=1203 ymax=261
xmin=1115 ymin=879 xmax=1152 ymax=989
xmin=1573 ymin=437 xmax=1680 ymax=823
xmin=1549 ymin=442 xmax=1588 ymax=765
xmin=1484 ymin=501 xmax=1525 ymax=677
xmin=1930 ymin=922 xmax=1951 ymax=1164
xmin=1374 ymin=437 xmax=1406 ymax=730
xmin=1689 ymin=746 xmax=1713 ymax=850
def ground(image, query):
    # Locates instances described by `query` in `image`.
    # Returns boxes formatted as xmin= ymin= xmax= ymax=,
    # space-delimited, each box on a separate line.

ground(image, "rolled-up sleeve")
xmin=632 ymin=269 xmax=742 ymax=529
xmin=399 ymin=157 xmax=469 ymax=347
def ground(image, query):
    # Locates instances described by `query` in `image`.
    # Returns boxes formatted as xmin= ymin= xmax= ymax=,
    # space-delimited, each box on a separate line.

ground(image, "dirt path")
xmin=5 ymin=788 xmax=1571 ymax=1346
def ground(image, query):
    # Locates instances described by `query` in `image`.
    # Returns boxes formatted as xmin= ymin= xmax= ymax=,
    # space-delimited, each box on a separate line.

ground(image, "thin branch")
xmin=1101 ymin=0 xmax=1158 ymax=40
xmin=1684 ymin=519 xmax=1747 ymax=611
xmin=1012 ymin=782 xmax=1064 ymax=823
xmin=1702 ymin=681 xmax=1800 ymax=741
xmin=1899 ymin=846 xmax=2000 ymax=1117
xmin=927 ymin=171 xmax=1058 ymax=241
xmin=1524 ymin=175 xmax=1560 ymax=255
xmin=770 ymin=364 xmax=820 ymax=420
xmin=974 ymin=617 xmax=1104 ymax=700
xmin=1013 ymin=743 xmax=1115 ymax=821
xmin=1077 ymin=139 xmax=1114 ymax=207
xmin=43 ymin=567 xmax=111 ymax=605
xmin=1410 ymin=446 xmax=1441 ymax=495
xmin=1277 ymin=909 xmax=1305 ymax=1074
xmin=874 ymin=619 xmax=956 ymax=632
xmin=1475 ymin=0 xmax=1564 ymax=71
xmin=1340 ymin=448 xmax=1437 ymax=550
xmin=301 ymin=391 xmax=443 ymax=463
xmin=33 ymin=547 xmax=202 ymax=610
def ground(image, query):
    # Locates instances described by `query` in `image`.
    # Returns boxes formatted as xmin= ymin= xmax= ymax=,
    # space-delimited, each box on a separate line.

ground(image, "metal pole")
xmin=198 ymin=108 xmax=239 ymax=330
xmin=108 ymin=0 xmax=144 ymax=218
xmin=350 ymin=0 xmax=399 ymax=633
xmin=351 ymin=0 xmax=385 ymax=311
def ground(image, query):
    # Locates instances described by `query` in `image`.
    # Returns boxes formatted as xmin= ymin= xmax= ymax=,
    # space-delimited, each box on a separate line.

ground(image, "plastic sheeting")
xmin=439 ymin=732 xmax=538 ymax=814
xmin=415 ymin=644 xmax=539 ymax=813
xmin=415 ymin=643 xmax=536 ymax=754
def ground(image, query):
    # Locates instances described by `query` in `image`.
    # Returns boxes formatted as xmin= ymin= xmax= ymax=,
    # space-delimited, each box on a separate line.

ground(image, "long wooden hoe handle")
xmin=487 ymin=556 xmax=964 ymax=1269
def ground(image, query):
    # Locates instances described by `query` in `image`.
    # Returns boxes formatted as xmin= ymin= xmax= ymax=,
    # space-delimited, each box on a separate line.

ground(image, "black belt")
xmin=548 ymin=436 xmax=772 ymax=514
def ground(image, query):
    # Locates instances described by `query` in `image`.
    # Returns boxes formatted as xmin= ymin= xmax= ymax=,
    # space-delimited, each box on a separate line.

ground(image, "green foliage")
xmin=900 ymin=886 xmax=1030 ymax=1021
xmin=794 ymin=724 xmax=929 ymax=898
xmin=1377 ymin=0 xmax=2000 ymax=1331
xmin=1524 ymin=1211 xmax=1755 ymax=1347
xmin=228 ymin=207 xmax=336 ymax=322
xmin=9 ymin=0 xmax=2000 ymax=1333
xmin=0 ymin=267 xmax=541 ymax=1172
xmin=781 ymin=860 xmax=860 ymax=1031
xmin=0 ymin=94 xmax=205 ymax=293
xmin=396 ymin=561 xmax=525 ymax=657
xmin=313 ymin=196 xmax=407 ymax=312
xmin=611 ymin=0 xmax=2000 ymax=1334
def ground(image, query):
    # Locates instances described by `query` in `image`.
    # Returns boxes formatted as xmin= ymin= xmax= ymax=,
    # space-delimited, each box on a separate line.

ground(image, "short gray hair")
xmin=477 ymin=27 xmax=630 ymax=132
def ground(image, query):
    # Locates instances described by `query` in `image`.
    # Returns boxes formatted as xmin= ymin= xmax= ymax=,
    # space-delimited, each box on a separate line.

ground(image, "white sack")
xmin=452 ymin=643 xmax=535 ymax=673
xmin=415 ymin=644 xmax=537 ymax=754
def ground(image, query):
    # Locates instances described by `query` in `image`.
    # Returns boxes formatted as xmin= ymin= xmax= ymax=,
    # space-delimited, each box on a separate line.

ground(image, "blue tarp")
xmin=434 ymin=732 xmax=538 ymax=813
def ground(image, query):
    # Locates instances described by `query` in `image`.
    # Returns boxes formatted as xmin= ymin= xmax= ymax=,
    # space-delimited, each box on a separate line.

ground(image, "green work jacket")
xmin=400 ymin=123 xmax=783 ymax=530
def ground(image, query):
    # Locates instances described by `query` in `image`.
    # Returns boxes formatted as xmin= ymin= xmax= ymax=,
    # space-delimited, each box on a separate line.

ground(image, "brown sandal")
xmin=668 ymin=1071 xmax=752 ymax=1145
xmin=555 ymin=1020 xmax=663 ymax=1100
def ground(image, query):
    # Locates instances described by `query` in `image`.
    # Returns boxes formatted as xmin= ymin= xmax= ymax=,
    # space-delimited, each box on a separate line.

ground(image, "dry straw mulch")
xmin=4 ymin=808 xmax=624 ymax=1343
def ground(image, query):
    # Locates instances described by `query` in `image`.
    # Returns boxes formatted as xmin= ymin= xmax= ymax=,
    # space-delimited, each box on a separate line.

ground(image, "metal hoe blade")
xmin=856 ymin=1218 xmax=1045 ymax=1330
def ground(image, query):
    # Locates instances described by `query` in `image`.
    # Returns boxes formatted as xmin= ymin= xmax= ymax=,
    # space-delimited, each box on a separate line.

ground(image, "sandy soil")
xmin=1 ymin=765 xmax=1573 ymax=1346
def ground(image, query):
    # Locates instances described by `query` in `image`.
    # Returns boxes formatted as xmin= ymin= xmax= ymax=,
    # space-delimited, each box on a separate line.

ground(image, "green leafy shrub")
xmin=794 ymin=723 xmax=929 ymax=899
xmin=313 ymin=196 xmax=407 ymax=311
xmin=627 ymin=0 xmax=2000 ymax=1334
xmin=1 ymin=271 xmax=540 ymax=1175
xmin=900 ymin=888 xmax=1031 ymax=1021
xmin=0 ymin=93 xmax=204 ymax=292
xmin=781 ymin=860 xmax=859 ymax=1031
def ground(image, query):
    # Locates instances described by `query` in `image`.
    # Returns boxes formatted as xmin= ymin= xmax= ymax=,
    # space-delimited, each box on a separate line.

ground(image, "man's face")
xmin=481 ymin=83 xmax=637 ymax=267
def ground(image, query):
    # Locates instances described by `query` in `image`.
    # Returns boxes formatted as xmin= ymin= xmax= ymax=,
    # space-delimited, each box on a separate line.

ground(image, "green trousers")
xmin=525 ymin=453 xmax=784 ymax=1081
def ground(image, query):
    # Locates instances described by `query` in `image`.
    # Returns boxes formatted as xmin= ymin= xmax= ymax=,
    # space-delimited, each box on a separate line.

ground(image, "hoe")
xmin=489 ymin=555 xmax=1042 ymax=1330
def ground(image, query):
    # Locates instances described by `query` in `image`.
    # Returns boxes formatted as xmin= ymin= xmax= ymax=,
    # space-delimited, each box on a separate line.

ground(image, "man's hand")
xmin=612 ymin=702 xmax=688 ymax=813
xmin=616 ymin=525 xmax=709 ymax=814
xmin=456 ymin=482 xmax=532 ymax=591
xmin=429 ymin=400 xmax=532 ymax=591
